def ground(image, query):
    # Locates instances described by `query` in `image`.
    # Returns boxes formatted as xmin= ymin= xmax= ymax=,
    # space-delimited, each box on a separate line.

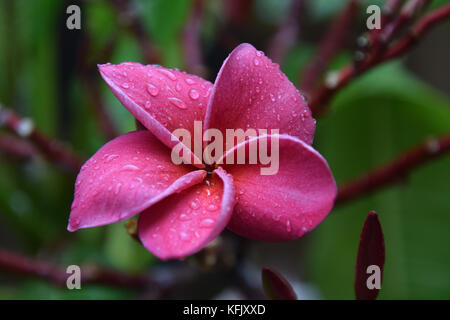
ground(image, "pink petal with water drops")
xmin=98 ymin=62 xmax=212 ymax=158
xmin=138 ymin=167 xmax=236 ymax=260
xmin=220 ymin=134 xmax=336 ymax=241
xmin=204 ymin=43 xmax=315 ymax=146
xmin=68 ymin=131 xmax=206 ymax=231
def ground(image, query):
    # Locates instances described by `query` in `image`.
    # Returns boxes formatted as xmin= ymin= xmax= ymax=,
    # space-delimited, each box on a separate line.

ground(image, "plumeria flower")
xmin=68 ymin=43 xmax=337 ymax=260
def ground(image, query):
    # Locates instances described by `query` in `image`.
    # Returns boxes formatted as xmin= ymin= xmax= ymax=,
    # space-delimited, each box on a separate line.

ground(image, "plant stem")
xmin=182 ymin=0 xmax=207 ymax=77
xmin=336 ymin=134 xmax=450 ymax=205
xmin=0 ymin=247 xmax=154 ymax=290
xmin=0 ymin=105 xmax=83 ymax=173
xmin=300 ymin=0 xmax=361 ymax=93
xmin=308 ymin=2 xmax=450 ymax=117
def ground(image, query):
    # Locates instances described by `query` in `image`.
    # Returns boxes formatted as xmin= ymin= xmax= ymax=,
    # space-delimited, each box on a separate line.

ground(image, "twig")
xmin=300 ymin=0 xmax=361 ymax=93
xmin=267 ymin=0 xmax=304 ymax=64
xmin=0 ymin=247 xmax=155 ymax=290
xmin=336 ymin=134 xmax=450 ymax=205
xmin=383 ymin=3 xmax=450 ymax=60
xmin=79 ymin=35 xmax=120 ymax=141
xmin=0 ymin=106 xmax=83 ymax=173
xmin=308 ymin=2 xmax=450 ymax=117
xmin=182 ymin=0 xmax=207 ymax=77
xmin=0 ymin=133 xmax=36 ymax=161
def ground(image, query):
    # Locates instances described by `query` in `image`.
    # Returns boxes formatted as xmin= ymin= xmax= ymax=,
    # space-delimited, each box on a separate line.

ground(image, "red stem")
xmin=0 ymin=106 xmax=83 ymax=173
xmin=0 ymin=247 xmax=153 ymax=290
xmin=79 ymin=35 xmax=120 ymax=141
xmin=182 ymin=0 xmax=206 ymax=77
xmin=336 ymin=134 xmax=450 ymax=205
xmin=0 ymin=133 xmax=36 ymax=160
xmin=300 ymin=0 xmax=361 ymax=93
xmin=267 ymin=0 xmax=304 ymax=64
xmin=309 ymin=2 xmax=450 ymax=117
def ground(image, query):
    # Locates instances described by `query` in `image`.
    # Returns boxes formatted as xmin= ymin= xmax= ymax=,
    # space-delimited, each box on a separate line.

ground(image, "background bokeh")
xmin=0 ymin=0 xmax=449 ymax=299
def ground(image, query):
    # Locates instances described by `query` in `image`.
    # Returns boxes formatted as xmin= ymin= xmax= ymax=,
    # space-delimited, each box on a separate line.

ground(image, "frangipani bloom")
xmin=68 ymin=43 xmax=337 ymax=260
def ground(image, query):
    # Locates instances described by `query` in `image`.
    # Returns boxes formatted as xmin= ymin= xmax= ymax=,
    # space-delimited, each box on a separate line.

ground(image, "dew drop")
xmin=179 ymin=213 xmax=191 ymax=221
xmin=71 ymin=217 xmax=80 ymax=228
xmin=169 ymin=97 xmax=187 ymax=110
xmin=144 ymin=100 xmax=151 ymax=110
xmin=270 ymin=93 xmax=276 ymax=102
xmin=253 ymin=57 xmax=260 ymax=66
xmin=121 ymin=82 xmax=130 ymax=89
xmin=147 ymin=84 xmax=159 ymax=96
xmin=190 ymin=200 xmax=200 ymax=210
xmin=158 ymin=68 xmax=177 ymax=81
xmin=114 ymin=183 xmax=122 ymax=194
xmin=122 ymin=164 xmax=139 ymax=171
xmin=200 ymin=218 xmax=215 ymax=228
xmin=185 ymin=78 xmax=195 ymax=85
xmin=106 ymin=154 xmax=120 ymax=162
xmin=189 ymin=89 xmax=199 ymax=100
xmin=207 ymin=204 xmax=218 ymax=211
xmin=179 ymin=231 xmax=191 ymax=241
xmin=286 ymin=220 xmax=292 ymax=232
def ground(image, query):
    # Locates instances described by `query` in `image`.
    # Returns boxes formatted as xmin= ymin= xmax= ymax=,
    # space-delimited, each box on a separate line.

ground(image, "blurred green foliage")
xmin=0 ymin=0 xmax=449 ymax=299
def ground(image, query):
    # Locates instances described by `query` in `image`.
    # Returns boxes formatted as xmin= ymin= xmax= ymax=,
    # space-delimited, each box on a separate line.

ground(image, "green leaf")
xmin=308 ymin=62 xmax=450 ymax=299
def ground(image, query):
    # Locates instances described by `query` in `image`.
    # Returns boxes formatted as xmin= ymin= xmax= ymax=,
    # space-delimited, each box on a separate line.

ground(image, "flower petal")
xmin=204 ymin=43 xmax=315 ymax=145
xmin=221 ymin=134 xmax=336 ymax=241
xmin=138 ymin=167 xmax=236 ymax=260
xmin=98 ymin=62 xmax=212 ymax=162
xmin=68 ymin=131 xmax=206 ymax=231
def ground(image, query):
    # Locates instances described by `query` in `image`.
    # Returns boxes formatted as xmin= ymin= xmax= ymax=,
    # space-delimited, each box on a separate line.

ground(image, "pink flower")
xmin=68 ymin=43 xmax=337 ymax=260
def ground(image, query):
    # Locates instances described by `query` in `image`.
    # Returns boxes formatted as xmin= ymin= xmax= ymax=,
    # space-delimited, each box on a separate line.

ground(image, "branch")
xmin=336 ymin=134 xmax=450 ymax=205
xmin=300 ymin=0 xmax=361 ymax=93
xmin=309 ymin=1 xmax=450 ymax=117
xmin=0 ymin=133 xmax=36 ymax=161
xmin=0 ymin=247 xmax=155 ymax=290
xmin=182 ymin=0 xmax=207 ymax=77
xmin=79 ymin=35 xmax=120 ymax=141
xmin=0 ymin=105 xmax=84 ymax=173
xmin=383 ymin=4 xmax=450 ymax=60
xmin=267 ymin=0 xmax=304 ymax=64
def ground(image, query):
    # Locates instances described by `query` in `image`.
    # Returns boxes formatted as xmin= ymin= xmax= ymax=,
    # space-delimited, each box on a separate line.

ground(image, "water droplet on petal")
xmin=185 ymin=78 xmax=195 ymax=85
xmin=189 ymin=89 xmax=199 ymax=100
xmin=114 ymin=183 xmax=122 ymax=194
xmin=190 ymin=199 xmax=200 ymax=210
xmin=158 ymin=68 xmax=177 ymax=81
xmin=147 ymin=83 xmax=159 ymax=96
xmin=286 ymin=220 xmax=292 ymax=232
xmin=179 ymin=213 xmax=191 ymax=221
xmin=200 ymin=218 xmax=215 ymax=228
xmin=179 ymin=231 xmax=191 ymax=241
xmin=71 ymin=217 xmax=80 ymax=228
xmin=144 ymin=101 xmax=151 ymax=110
xmin=207 ymin=204 xmax=218 ymax=211
xmin=122 ymin=164 xmax=140 ymax=171
xmin=253 ymin=57 xmax=260 ymax=66
xmin=121 ymin=82 xmax=130 ymax=89
xmin=169 ymin=97 xmax=187 ymax=110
